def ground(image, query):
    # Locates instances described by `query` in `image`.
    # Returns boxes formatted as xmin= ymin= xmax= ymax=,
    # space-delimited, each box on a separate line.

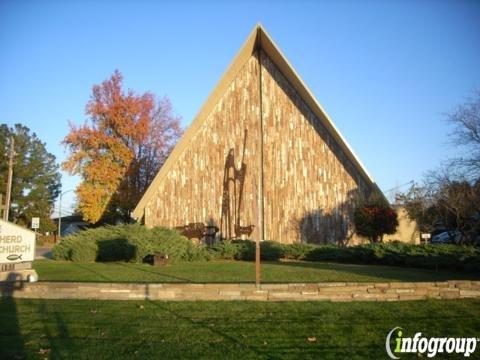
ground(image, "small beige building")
xmin=384 ymin=206 xmax=420 ymax=244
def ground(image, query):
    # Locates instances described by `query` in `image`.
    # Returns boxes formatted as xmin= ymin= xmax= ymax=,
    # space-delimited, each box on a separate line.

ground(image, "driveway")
xmin=35 ymin=247 xmax=53 ymax=259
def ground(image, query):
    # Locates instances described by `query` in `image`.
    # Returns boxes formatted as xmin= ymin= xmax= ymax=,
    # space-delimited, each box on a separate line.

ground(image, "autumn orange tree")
xmin=63 ymin=70 xmax=181 ymax=223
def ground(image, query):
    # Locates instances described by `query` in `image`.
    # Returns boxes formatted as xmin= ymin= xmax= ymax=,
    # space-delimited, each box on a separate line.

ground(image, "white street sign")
xmin=31 ymin=217 xmax=40 ymax=229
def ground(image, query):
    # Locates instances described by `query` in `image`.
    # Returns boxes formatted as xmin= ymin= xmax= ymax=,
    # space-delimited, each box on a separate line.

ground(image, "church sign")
xmin=0 ymin=219 xmax=35 ymax=264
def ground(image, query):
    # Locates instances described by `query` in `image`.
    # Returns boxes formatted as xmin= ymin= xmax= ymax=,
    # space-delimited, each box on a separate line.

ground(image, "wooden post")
xmin=256 ymin=32 xmax=265 ymax=287
xmin=0 ymin=194 xmax=5 ymax=220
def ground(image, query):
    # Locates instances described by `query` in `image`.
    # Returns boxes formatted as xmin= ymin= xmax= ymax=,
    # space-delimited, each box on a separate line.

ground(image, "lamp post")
xmin=57 ymin=189 xmax=73 ymax=242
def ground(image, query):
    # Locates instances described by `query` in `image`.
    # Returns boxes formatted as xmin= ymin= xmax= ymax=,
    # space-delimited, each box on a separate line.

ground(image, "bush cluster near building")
xmin=52 ymin=224 xmax=480 ymax=272
xmin=52 ymin=224 xmax=210 ymax=263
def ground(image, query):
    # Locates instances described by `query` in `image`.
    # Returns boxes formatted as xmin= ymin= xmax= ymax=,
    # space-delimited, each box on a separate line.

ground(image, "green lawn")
xmin=1 ymin=298 xmax=479 ymax=359
xmin=33 ymin=259 xmax=480 ymax=283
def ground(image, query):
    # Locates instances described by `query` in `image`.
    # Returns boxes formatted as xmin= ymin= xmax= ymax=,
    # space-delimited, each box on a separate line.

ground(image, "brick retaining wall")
xmin=1 ymin=281 xmax=480 ymax=301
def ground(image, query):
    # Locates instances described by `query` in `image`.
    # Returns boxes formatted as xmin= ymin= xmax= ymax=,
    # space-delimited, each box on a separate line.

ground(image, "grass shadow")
xmin=115 ymin=263 xmax=194 ymax=283
xmin=72 ymin=263 xmax=114 ymax=282
xmin=0 ymin=273 xmax=25 ymax=359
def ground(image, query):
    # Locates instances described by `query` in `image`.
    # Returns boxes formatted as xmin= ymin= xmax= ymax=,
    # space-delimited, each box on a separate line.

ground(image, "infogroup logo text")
xmin=385 ymin=327 xmax=478 ymax=358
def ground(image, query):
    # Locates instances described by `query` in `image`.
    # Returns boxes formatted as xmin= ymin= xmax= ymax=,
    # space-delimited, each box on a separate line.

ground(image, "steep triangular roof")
xmin=133 ymin=24 xmax=383 ymax=219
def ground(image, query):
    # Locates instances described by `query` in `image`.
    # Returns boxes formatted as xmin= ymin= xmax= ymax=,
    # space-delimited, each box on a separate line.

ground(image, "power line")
xmin=384 ymin=180 xmax=415 ymax=194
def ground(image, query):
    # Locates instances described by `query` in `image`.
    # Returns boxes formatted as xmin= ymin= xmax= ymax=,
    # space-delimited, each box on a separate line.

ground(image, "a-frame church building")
xmin=133 ymin=25 xmax=383 ymax=244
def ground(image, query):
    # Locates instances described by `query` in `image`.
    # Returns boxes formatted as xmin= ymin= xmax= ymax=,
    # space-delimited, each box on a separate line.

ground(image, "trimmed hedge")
xmin=210 ymin=240 xmax=479 ymax=272
xmin=52 ymin=225 xmax=480 ymax=272
xmin=208 ymin=240 xmax=254 ymax=260
xmin=304 ymin=242 xmax=480 ymax=272
xmin=52 ymin=224 xmax=211 ymax=263
xmin=208 ymin=240 xmax=283 ymax=261
xmin=281 ymin=243 xmax=317 ymax=260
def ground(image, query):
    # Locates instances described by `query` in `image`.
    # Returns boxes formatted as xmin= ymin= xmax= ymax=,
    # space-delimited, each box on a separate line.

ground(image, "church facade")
xmin=133 ymin=25 xmax=383 ymax=244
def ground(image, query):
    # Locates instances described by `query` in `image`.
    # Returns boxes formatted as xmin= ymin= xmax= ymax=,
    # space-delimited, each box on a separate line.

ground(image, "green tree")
xmin=397 ymin=184 xmax=438 ymax=233
xmin=0 ymin=124 xmax=61 ymax=232
xmin=398 ymin=159 xmax=480 ymax=243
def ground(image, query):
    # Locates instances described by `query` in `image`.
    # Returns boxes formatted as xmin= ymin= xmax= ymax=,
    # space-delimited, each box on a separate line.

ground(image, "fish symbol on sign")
xmin=7 ymin=254 xmax=22 ymax=261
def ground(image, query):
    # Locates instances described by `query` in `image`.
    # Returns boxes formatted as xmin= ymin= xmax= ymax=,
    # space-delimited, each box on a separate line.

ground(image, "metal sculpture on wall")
xmin=220 ymin=130 xmax=255 ymax=240
xmin=174 ymin=222 xmax=219 ymax=244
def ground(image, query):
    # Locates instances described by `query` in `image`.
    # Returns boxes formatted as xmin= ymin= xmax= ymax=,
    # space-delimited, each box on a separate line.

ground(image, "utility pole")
xmin=4 ymin=137 xmax=15 ymax=221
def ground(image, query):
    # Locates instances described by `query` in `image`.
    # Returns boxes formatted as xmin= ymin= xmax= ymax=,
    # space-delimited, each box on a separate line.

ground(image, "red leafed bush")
xmin=354 ymin=205 xmax=399 ymax=243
